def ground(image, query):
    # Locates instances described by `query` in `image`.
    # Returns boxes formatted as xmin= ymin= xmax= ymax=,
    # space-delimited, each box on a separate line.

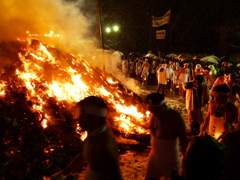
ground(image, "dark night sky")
xmin=98 ymin=0 xmax=240 ymax=56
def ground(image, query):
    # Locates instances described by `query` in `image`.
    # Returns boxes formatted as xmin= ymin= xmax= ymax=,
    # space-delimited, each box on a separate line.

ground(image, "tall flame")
xmin=4 ymin=39 xmax=149 ymax=136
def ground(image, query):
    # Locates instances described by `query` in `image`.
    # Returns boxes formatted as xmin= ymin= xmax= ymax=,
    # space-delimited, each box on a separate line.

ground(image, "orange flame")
xmin=7 ymin=40 xmax=149 ymax=137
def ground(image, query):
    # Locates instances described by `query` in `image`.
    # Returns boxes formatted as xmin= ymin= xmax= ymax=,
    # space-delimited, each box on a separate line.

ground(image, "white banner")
xmin=152 ymin=10 xmax=171 ymax=27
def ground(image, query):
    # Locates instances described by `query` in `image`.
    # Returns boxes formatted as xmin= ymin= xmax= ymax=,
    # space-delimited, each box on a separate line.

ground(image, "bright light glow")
xmin=113 ymin=26 xmax=119 ymax=31
xmin=50 ymin=30 xmax=54 ymax=34
xmin=106 ymin=27 xmax=111 ymax=33
xmin=106 ymin=25 xmax=119 ymax=33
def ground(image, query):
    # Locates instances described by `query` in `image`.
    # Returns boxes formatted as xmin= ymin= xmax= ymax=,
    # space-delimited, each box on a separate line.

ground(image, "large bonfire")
xmin=0 ymin=39 xmax=149 ymax=179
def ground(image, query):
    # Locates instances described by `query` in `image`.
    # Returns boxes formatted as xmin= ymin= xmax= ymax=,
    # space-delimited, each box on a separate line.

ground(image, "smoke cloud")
xmin=0 ymin=0 xmax=97 ymax=53
xmin=0 ymin=0 xmax=142 ymax=95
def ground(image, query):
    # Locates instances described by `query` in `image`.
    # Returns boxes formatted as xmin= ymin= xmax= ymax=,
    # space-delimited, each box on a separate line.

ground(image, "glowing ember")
xmin=106 ymin=77 xmax=118 ymax=84
xmin=80 ymin=131 xmax=88 ymax=141
xmin=214 ymin=133 xmax=221 ymax=140
xmin=0 ymin=83 xmax=6 ymax=96
xmin=41 ymin=119 xmax=48 ymax=128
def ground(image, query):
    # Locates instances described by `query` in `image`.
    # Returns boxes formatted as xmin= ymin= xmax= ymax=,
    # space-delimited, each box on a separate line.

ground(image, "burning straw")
xmin=0 ymin=39 xmax=149 ymax=179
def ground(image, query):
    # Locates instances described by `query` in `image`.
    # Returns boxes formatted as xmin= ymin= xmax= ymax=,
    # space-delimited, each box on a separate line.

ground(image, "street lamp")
xmin=113 ymin=25 xmax=119 ymax=32
xmin=104 ymin=25 xmax=120 ymax=50
xmin=106 ymin=27 xmax=111 ymax=33
xmin=105 ymin=25 xmax=120 ymax=33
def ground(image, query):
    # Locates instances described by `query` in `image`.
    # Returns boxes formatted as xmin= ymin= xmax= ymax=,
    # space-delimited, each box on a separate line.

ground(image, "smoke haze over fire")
xmin=0 ymin=0 xmax=142 ymax=95
xmin=0 ymin=0 xmax=97 ymax=54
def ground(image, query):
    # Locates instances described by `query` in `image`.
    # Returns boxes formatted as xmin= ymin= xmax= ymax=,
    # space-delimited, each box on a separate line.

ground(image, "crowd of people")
xmin=49 ymin=93 xmax=240 ymax=180
xmin=120 ymin=56 xmax=240 ymax=180
xmin=49 ymin=56 xmax=240 ymax=180
xmin=121 ymin=56 xmax=238 ymax=90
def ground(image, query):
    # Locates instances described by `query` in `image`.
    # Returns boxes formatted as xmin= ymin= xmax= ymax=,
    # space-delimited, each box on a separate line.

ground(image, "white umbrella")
xmin=208 ymin=55 xmax=220 ymax=61
xmin=200 ymin=55 xmax=219 ymax=64
xmin=112 ymin=51 xmax=124 ymax=57
xmin=166 ymin=53 xmax=177 ymax=59
xmin=144 ymin=53 xmax=157 ymax=58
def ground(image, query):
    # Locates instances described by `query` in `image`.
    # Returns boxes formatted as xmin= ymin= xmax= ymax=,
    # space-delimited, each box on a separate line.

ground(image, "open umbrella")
xmin=192 ymin=55 xmax=203 ymax=60
xmin=200 ymin=55 xmax=219 ymax=64
xmin=112 ymin=51 xmax=124 ymax=57
xmin=209 ymin=55 xmax=220 ymax=61
xmin=144 ymin=53 xmax=157 ymax=58
xmin=128 ymin=52 xmax=138 ymax=59
xmin=220 ymin=56 xmax=237 ymax=65
xmin=174 ymin=54 xmax=189 ymax=60
xmin=166 ymin=53 xmax=177 ymax=59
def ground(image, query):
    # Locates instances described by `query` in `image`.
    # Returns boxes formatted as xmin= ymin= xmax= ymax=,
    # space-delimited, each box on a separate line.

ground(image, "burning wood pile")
xmin=0 ymin=39 xmax=149 ymax=179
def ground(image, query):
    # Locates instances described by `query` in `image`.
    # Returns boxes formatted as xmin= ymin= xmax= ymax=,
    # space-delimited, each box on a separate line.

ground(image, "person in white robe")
xmin=145 ymin=93 xmax=188 ymax=180
xmin=135 ymin=59 xmax=142 ymax=81
xmin=156 ymin=65 xmax=169 ymax=96
xmin=177 ymin=63 xmax=191 ymax=100
xmin=200 ymin=84 xmax=239 ymax=140
xmin=50 ymin=96 xmax=123 ymax=180
xmin=183 ymin=75 xmax=210 ymax=135
xmin=141 ymin=59 xmax=150 ymax=85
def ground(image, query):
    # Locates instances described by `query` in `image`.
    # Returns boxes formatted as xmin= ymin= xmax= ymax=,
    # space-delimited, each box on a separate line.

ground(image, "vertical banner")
xmin=156 ymin=30 xmax=166 ymax=39
xmin=152 ymin=10 xmax=171 ymax=27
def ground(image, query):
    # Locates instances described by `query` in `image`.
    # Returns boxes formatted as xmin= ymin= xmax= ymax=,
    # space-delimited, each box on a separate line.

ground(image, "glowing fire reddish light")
xmin=2 ymin=39 xmax=149 ymax=145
